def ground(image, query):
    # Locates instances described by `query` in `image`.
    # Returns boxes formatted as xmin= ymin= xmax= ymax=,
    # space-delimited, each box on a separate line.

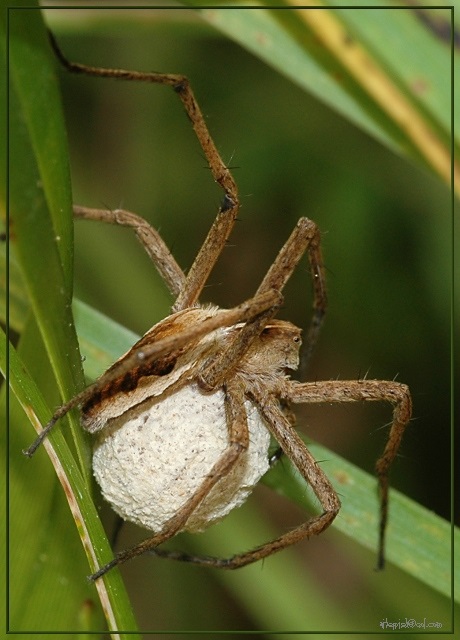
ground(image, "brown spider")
xmin=25 ymin=33 xmax=412 ymax=582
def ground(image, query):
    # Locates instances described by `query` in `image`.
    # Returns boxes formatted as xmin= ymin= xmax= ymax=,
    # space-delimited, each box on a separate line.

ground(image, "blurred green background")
xmin=22 ymin=6 xmax=453 ymax=634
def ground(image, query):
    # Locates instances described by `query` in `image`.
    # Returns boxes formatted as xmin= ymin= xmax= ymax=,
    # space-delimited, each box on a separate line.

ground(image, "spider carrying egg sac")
xmin=88 ymin=307 xmax=302 ymax=536
xmin=92 ymin=382 xmax=271 ymax=533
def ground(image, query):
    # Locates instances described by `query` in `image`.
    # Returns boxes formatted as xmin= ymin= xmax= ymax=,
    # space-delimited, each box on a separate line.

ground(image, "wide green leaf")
xmin=195 ymin=3 xmax=455 ymax=191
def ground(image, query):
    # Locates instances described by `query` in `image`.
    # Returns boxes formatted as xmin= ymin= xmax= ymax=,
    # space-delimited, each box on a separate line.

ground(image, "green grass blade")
xmin=5 ymin=6 xmax=139 ymax=634
xmin=7 ymin=5 xmax=87 ymax=474
xmin=3 ymin=328 xmax=139 ymax=634
xmin=194 ymin=4 xmax=454 ymax=189
xmin=263 ymin=440 xmax=456 ymax=602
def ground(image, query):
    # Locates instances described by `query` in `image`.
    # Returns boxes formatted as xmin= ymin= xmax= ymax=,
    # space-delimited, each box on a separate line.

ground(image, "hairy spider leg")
xmin=198 ymin=217 xmax=327 ymax=391
xmin=285 ymin=378 xmax=412 ymax=569
xmin=73 ymin=206 xmax=186 ymax=297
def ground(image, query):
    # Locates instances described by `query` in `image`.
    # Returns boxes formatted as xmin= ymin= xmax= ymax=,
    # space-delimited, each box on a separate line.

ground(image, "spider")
xmin=25 ymin=33 xmax=412 ymax=582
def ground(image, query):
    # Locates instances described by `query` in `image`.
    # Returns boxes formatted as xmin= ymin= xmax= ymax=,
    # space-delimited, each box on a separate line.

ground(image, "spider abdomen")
xmin=92 ymin=383 xmax=271 ymax=533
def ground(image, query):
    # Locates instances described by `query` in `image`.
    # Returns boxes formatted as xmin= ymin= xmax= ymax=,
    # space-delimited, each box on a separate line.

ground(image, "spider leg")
xmin=268 ymin=397 xmax=297 ymax=466
xmin=89 ymin=378 xmax=249 ymax=580
xmin=198 ymin=217 xmax=326 ymax=391
xmin=172 ymin=191 xmax=239 ymax=312
xmin=151 ymin=376 xmax=410 ymax=572
xmin=256 ymin=217 xmax=327 ymax=370
xmin=49 ymin=31 xmax=239 ymax=312
xmin=283 ymin=378 xmax=412 ymax=569
xmin=73 ymin=205 xmax=186 ymax=297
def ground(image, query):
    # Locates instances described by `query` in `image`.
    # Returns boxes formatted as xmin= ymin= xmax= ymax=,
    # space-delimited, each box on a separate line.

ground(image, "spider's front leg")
xmin=283 ymin=378 xmax=412 ymax=569
xmin=256 ymin=217 xmax=327 ymax=367
xmin=242 ymin=390 xmax=342 ymax=559
xmin=198 ymin=217 xmax=327 ymax=392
